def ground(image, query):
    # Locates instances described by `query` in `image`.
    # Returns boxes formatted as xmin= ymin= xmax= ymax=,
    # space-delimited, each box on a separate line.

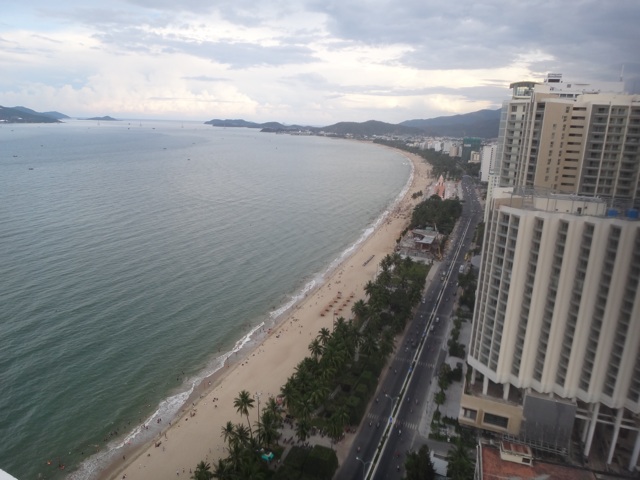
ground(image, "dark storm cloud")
xmin=306 ymin=0 xmax=638 ymax=80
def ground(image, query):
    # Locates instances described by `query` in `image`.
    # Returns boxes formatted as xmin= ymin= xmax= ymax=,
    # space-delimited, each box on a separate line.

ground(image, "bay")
xmin=0 ymin=120 xmax=411 ymax=479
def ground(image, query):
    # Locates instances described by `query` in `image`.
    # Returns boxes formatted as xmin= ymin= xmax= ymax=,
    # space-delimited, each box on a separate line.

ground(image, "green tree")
xmin=434 ymin=390 xmax=446 ymax=408
xmin=192 ymin=460 xmax=214 ymax=480
xmin=308 ymin=338 xmax=323 ymax=360
xmin=233 ymin=390 xmax=255 ymax=438
xmin=220 ymin=421 xmax=235 ymax=446
xmin=295 ymin=417 xmax=312 ymax=443
xmin=446 ymin=437 xmax=474 ymax=480
xmin=405 ymin=445 xmax=436 ymax=480
xmin=351 ymin=299 xmax=368 ymax=322
xmin=317 ymin=327 xmax=331 ymax=346
xmin=257 ymin=409 xmax=280 ymax=447
xmin=326 ymin=415 xmax=343 ymax=450
xmin=211 ymin=458 xmax=232 ymax=480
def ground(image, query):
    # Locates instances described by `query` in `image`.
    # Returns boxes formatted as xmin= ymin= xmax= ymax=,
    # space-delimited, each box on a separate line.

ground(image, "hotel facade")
xmin=461 ymin=75 xmax=640 ymax=471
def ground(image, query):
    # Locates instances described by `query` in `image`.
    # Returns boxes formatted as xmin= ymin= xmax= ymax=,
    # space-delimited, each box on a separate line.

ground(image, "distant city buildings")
xmin=480 ymin=144 xmax=497 ymax=182
xmin=462 ymin=74 xmax=640 ymax=472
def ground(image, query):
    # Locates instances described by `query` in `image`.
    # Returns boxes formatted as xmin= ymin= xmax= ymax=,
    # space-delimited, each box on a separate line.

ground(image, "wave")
xmin=267 ymin=152 xmax=414 ymax=324
xmin=70 ymin=146 xmax=414 ymax=480
xmin=68 ymin=320 xmax=266 ymax=480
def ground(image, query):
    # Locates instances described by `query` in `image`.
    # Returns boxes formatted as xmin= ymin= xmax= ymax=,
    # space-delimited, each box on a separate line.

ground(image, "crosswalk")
xmin=365 ymin=412 xmax=419 ymax=431
xmin=394 ymin=356 xmax=436 ymax=369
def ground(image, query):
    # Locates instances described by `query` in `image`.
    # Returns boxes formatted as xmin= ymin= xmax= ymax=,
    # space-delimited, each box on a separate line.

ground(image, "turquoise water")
xmin=0 ymin=120 xmax=411 ymax=479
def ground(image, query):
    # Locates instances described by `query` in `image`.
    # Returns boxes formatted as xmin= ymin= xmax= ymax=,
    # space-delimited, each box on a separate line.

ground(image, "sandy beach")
xmin=101 ymin=149 xmax=431 ymax=480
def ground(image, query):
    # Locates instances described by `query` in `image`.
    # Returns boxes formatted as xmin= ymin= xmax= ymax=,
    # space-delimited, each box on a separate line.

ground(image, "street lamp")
xmin=355 ymin=456 xmax=372 ymax=480
xmin=254 ymin=391 xmax=262 ymax=429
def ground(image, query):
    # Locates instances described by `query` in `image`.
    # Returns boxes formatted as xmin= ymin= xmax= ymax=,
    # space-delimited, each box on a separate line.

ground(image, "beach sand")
xmin=101 ymin=150 xmax=431 ymax=480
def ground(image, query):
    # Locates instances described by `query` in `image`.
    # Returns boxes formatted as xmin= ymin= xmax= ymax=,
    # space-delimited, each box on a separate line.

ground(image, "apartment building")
xmin=461 ymin=73 xmax=640 ymax=472
xmin=462 ymin=188 xmax=640 ymax=469
xmin=495 ymin=74 xmax=640 ymax=209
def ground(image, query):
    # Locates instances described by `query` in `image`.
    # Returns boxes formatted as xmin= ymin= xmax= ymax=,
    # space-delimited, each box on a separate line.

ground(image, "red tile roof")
xmin=480 ymin=443 xmax=597 ymax=480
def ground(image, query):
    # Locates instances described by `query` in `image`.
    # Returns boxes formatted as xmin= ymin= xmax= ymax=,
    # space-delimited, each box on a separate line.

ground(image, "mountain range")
xmin=1 ymin=105 xmax=501 ymax=138
xmin=205 ymin=108 xmax=501 ymax=139
xmin=0 ymin=106 xmax=69 ymax=123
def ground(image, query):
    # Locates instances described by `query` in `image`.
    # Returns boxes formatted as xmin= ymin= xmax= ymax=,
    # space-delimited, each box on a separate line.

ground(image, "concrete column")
xmin=607 ymin=408 xmax=624 ymax=464
xmin=581 ymin=404 xmax=592 ymax=443
xmin=583 ymin=402 xmax=600 ymax=458
xmin=483 ymin=376 xmax=489 ymax=395
xmin=470 ymin=367 xmax=476 ymax=386
xmin=503 ymin=382 xmax=511 ymax=401
xmin=629 ymin=429 xmax=640 ymax=472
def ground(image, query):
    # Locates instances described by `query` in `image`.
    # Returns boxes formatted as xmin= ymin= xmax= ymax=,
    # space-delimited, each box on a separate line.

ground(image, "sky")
xmin=1 ymin=0 xmax=639 ymax=125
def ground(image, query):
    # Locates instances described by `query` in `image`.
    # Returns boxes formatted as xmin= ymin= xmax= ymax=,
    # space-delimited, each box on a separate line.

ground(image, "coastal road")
xmin=337 ymin=175 xmax=483 ymax=479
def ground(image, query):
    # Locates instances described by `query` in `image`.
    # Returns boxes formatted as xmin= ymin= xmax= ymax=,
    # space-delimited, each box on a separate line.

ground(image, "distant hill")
xmin=12 ymin=106 xmax=69 ymax=120
xmin=205 ymin=108 xmax=501 ymax=138
xmin=400 ymin=109 xmax=501 ymax=138
xmin=318 ymin=120 xmax=422 ymax=137
xmin=85 ymin=116 xmax=118 ymax=121
xmin=0 ymin=106 xmax=62 ymax=123
xmin=204 ymin=119 xmax=308 ymax=131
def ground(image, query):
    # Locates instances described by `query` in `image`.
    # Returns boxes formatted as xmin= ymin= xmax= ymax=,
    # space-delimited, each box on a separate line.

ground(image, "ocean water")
xmin=0 ymin=120 xmax=411 ymax=479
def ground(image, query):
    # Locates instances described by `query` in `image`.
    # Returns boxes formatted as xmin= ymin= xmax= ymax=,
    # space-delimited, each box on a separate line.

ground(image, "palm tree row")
xmin=205 ymin=391 xmax=283 ymax=479
xmin=279 ymin=253 xmax=428 ymax=446
xmin=193 ymin=253 xmax=428 ymax=477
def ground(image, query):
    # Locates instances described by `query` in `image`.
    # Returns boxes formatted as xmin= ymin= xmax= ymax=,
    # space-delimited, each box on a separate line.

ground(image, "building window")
xmin=483 ymin=412 xmax=509 ymax=429
xmin=462 ymin=408 xmax=478 ymax=421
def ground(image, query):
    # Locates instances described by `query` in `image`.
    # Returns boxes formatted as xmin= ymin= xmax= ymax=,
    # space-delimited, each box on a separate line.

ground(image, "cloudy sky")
xmin=2 ymin=0 xmax=638 ymax=124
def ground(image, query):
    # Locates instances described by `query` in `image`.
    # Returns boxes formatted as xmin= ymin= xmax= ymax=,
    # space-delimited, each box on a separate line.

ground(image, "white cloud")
xmin=1 ymin=0 xmax=638 ymax=124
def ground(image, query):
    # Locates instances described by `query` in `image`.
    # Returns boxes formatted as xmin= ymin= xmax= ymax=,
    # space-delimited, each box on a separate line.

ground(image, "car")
xmin=436 ymin=317 xmax=440 ymax=323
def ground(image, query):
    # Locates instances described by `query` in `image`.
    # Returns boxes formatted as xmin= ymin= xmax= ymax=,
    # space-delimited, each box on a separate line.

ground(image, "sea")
xmin=0 ymin=119 xmax=411 ymax=479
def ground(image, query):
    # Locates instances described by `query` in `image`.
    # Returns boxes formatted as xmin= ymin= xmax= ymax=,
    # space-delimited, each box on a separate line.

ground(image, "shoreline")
xmin=95 ymin=148 xmax=431 ymax=480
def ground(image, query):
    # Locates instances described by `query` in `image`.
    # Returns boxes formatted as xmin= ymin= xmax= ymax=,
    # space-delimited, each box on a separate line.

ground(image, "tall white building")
xmin=462 ymin=189 xmax=640 ymax=469
xmin=461 ymin=74 xmax=640 ymax=472
xmin=494 ymin=74 xmax=640 ymax=208
xmin=480 ymin=144 xmax=497 ymax=182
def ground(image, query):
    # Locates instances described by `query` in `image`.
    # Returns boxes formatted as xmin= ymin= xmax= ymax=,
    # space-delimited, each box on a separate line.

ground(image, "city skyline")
xmin=2 ymin=0 xmax=639 ymax=124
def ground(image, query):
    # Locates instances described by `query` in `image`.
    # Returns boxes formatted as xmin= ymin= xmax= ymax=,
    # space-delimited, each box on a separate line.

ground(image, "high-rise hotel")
xmin=460 ymin=74 xmax=640 ymax=471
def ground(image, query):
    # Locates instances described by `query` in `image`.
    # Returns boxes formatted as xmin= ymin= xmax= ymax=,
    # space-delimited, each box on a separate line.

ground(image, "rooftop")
xmin=479 ymin=441 xmax=597 ymax=480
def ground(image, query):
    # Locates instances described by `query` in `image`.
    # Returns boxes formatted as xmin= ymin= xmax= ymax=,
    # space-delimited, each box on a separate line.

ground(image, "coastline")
xmin=96 ymin=148 xmax=432 ymax=480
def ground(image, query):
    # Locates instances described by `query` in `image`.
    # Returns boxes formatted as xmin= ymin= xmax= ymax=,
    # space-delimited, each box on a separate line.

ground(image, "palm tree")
xmin=308 ymin=338 xmax=323 ymax=360
xmin=263 ymin=396 xmax=280 ymax=418
xmin=220 ymin=421 xmax=236 ymax=446
xmin=333 ymin=316 xmax=348 ymax=334
xmin=360 ymin=333 xmax=379 ymax=357
xmin=257 ymin=410 xmax=280 ymax=447
xmin=192 ymin=460 xmax=214 ymax=480
xmin=309 ymin=381 xmax=330 ymax=407
xmin=211 ymin=458 xmax=231 ymax=480
xmin=317 ymin=327 xmax=331 ymax=346
xmin=295 ymin=417 xmax=312 ymax=443
xmin=405 ymin=445 xmax=436 ymax=480
xmin=233 ymin=390 xmax=255 ymax=438
xmin=326 ymin=415 xmax=343 ymax=450
xmin=351 ymin=299 xmax=368 ymax=321
xmin=334 ymin=405 xmax=350 ymax=430
xmin=446 ymin=437 xmax=474 ymax=480
xmin=234 ymin=423 xmax=251 ymax=447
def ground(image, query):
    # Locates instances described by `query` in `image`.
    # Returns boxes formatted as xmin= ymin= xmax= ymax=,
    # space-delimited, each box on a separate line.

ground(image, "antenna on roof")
xmin=620 ymin=64 xmax=625 ymax=82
